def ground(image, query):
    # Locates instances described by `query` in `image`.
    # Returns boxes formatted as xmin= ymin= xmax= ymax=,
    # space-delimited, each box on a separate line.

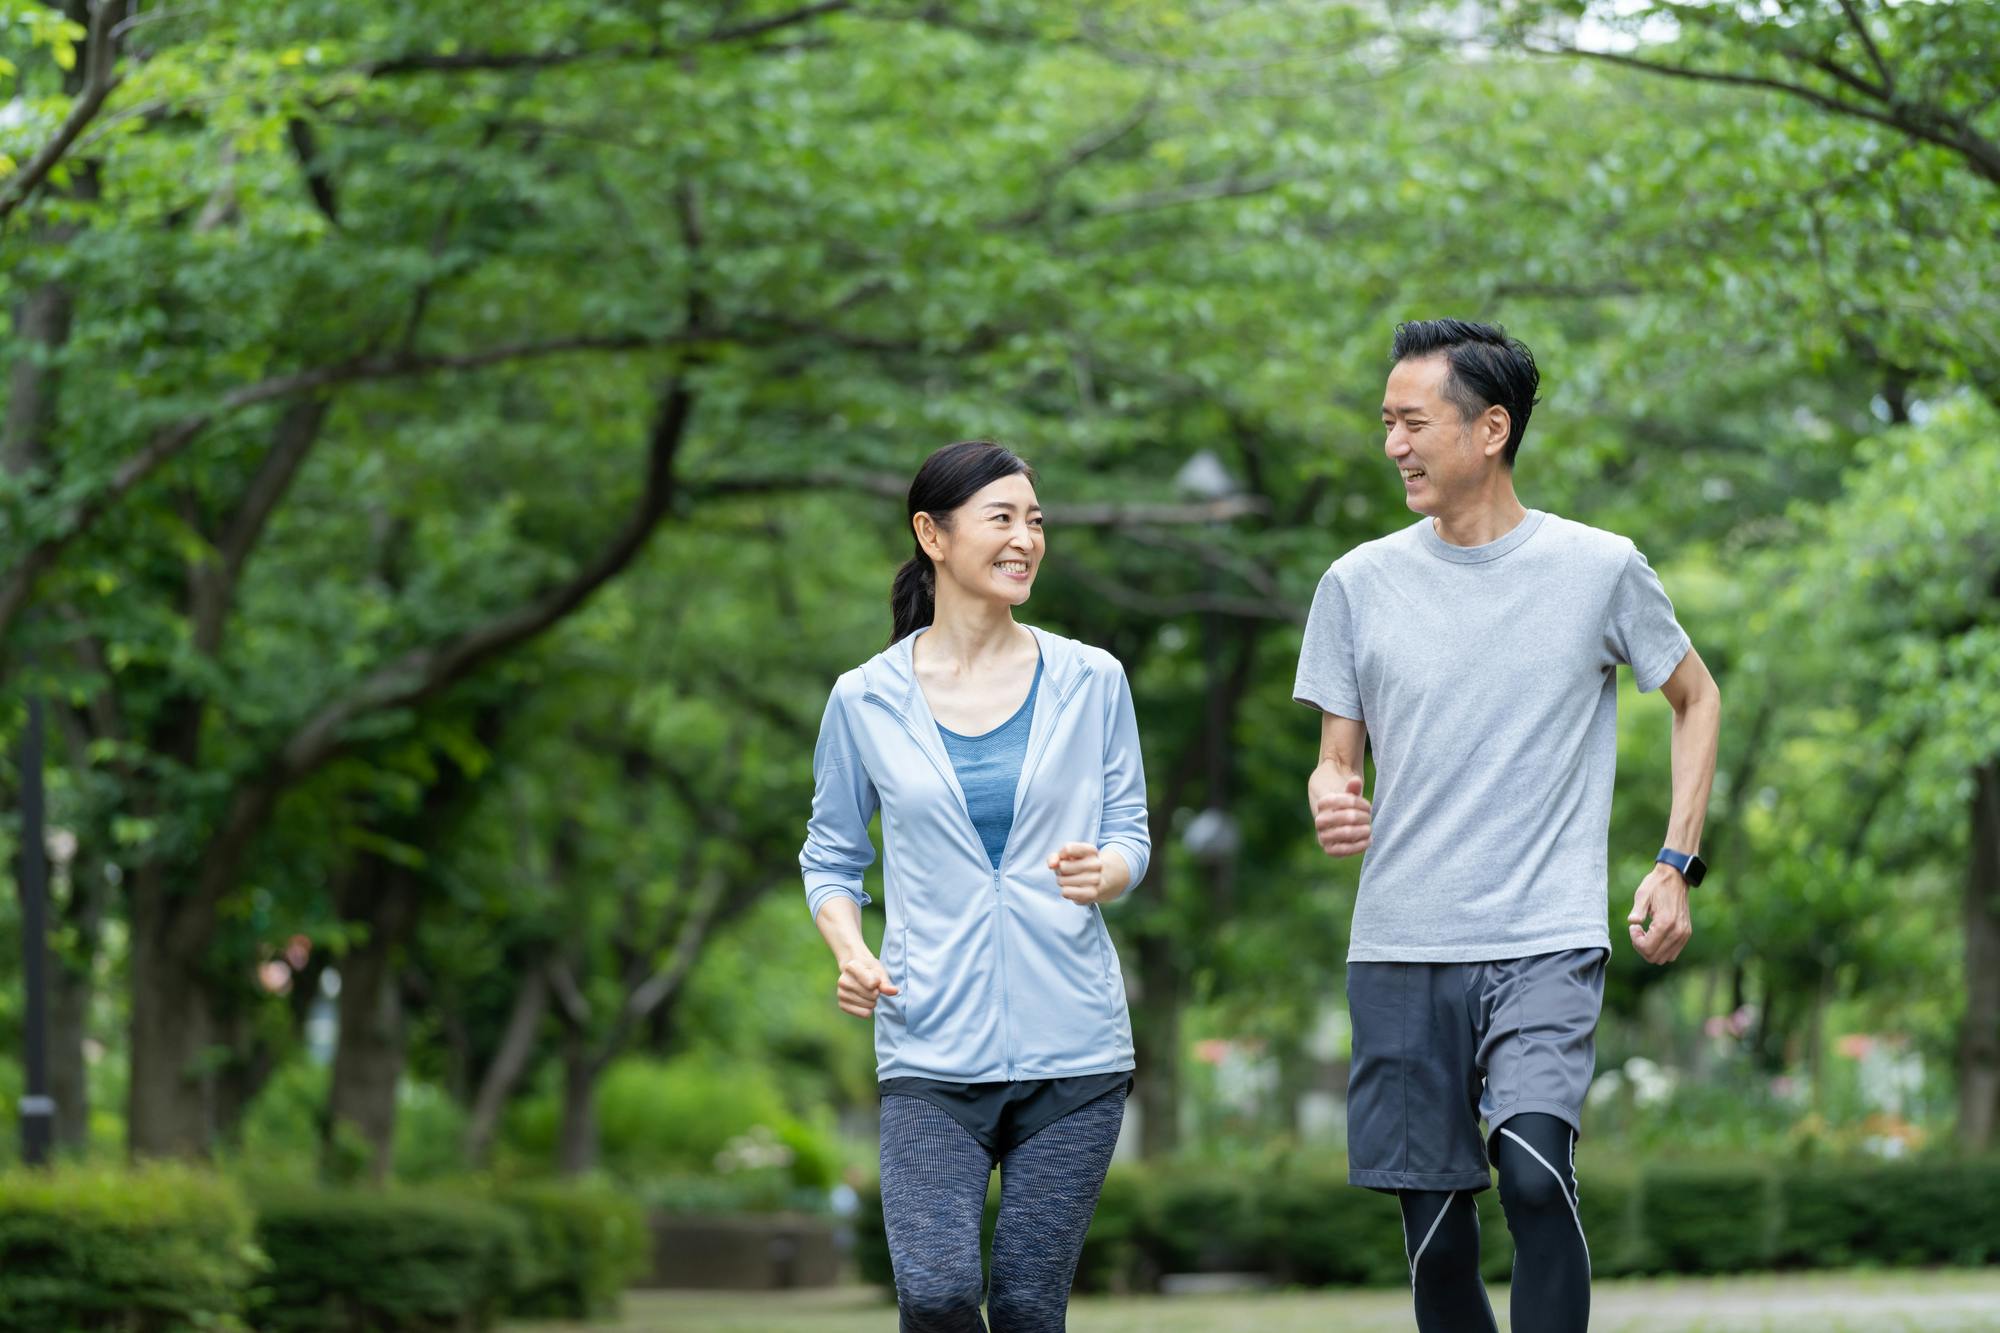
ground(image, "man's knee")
xmin=1497 ymin=1144 xmax=1575 ymax=1218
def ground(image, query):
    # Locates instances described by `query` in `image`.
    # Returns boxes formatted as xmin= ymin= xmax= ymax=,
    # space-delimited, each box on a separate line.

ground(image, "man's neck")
xmin=1430 ymin=484 xmax=1528 ymax=548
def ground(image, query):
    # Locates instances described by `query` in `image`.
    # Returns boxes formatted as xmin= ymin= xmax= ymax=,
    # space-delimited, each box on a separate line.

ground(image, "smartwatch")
xmin=1655 ymin=846 xmax=1707 ymax=888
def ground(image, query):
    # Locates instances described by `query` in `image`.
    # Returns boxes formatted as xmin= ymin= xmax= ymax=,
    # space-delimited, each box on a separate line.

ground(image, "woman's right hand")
xmin=836 ymin=955 xmax=900 ymax=1018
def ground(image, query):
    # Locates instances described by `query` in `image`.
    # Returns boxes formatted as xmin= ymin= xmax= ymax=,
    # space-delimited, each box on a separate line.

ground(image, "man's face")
xmin=1380 ymin=354 xmax=1503 ymax=516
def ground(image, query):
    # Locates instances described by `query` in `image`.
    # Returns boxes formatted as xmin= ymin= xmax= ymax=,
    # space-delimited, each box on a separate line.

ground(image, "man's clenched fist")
xmin=1315 ymin=774 xmax=1373 ymax=858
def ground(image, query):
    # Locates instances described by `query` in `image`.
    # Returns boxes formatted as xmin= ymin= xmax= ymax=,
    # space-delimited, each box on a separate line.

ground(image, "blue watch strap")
xmin=1656 ymin=847 xmax=1701 ymax=885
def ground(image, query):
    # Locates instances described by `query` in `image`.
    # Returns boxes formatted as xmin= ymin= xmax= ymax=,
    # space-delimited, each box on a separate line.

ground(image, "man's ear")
xmin=1481 ymin=405 xmax=1512 ymax=460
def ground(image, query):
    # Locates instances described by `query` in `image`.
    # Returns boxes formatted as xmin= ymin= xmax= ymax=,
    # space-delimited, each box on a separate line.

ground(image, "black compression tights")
xmin=1397 ymin=1112 xmax=1591 ymax=1333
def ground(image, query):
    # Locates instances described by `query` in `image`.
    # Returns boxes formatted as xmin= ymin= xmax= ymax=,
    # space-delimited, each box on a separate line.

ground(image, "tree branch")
xmin=990 ymin=85 xmax=1159 ymax=229
xmin=0 ymin=1 xmax=131 ymax=222
xmin=0 ymin=330 xmax=711 ymax=653
xmin=686 ymin=470 xmax=1268 ymax=525
xmin=464 ymin=963 xmax=548 ymax=1163
xmin=276 ymin=379 xmax=696 ymax=782
xmin=1532 ymin=43 xmax=2000 ymax=188
xmin=545 ymin=959 xmax=593 ymax=1028
xmin=286 ymin=117 xmax=340 ymax=226
xmin=1836 ymin=0 xmax=1895 ymax=100
xmin=189 ymin=397 xmax=332 ymax=656
xmin=1067 ymin=560 xmax=1302 ymax=624
xmin=361 ymin=1 xmax=852 ymax=76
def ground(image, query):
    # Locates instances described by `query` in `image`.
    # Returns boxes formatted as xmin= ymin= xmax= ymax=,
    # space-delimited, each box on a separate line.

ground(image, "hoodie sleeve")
xmin=1098 ymin=660 xmax=1152 ymax=894
xmin=800 ymin=682 xmax=878 ymax=921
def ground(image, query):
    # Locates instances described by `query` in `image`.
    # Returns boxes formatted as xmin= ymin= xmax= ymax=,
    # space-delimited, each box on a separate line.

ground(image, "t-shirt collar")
xmin=1417 ymin=509 xmax=1546 ymax=565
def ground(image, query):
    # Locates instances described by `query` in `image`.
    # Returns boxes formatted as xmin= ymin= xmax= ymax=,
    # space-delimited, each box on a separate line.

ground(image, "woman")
xmin=801 ymin=440 xmax=1151 ymax=1332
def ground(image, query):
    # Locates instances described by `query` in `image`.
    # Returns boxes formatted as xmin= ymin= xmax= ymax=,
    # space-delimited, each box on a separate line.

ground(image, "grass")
xmin=524 ymin=1270 xmax=2000 ymax=1332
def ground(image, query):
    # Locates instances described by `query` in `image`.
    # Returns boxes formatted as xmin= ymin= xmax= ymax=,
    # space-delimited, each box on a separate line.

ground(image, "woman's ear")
xmin=913 ymin=512 xmax=947 ymax=562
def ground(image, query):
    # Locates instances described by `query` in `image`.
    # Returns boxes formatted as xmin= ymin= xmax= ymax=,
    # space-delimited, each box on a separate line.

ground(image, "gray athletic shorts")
xmin=1345 ymin=947 xmax=1607 ymax=1193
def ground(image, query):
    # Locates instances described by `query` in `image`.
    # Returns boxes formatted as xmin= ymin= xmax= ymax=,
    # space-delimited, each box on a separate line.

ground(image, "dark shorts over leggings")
xmin=1345 ymin=947 xmax=1607 ymax=1193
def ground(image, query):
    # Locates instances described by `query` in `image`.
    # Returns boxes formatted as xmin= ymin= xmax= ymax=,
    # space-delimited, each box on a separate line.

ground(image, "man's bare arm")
xmin=1309 ymin=710 xmax=1372 ymax=858
xmin=1628 ymin=646 xmax=1722 ymax=964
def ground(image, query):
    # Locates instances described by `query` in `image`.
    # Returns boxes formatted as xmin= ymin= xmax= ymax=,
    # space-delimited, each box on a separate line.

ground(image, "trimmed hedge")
xmin=251 ymin=1188 xmax=525 ymax=1332
xmin=1776 ymin=1160 xmax=2000 ymax=1269
xmin=857 ymin=1157 xmax=2000 ymax=1292
xmin=494 ymin=1181 xmax=649 ymax=1319
xmin=0 ymin=1164 xmax=262 ymax=1333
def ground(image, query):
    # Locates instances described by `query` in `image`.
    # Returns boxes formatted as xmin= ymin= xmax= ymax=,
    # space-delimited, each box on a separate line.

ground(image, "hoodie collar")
xmin=864 ymin=624 xmax=1085 ymax=719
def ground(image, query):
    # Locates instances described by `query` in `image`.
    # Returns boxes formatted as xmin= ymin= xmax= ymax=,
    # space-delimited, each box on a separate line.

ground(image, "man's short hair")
xmin=1390 ymin=319 xmax=1541 ymax=467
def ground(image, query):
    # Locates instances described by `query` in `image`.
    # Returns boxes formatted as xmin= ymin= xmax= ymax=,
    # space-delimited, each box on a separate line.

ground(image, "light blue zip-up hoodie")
xmin=801 ymin=625 xmax=1151 ymax=1082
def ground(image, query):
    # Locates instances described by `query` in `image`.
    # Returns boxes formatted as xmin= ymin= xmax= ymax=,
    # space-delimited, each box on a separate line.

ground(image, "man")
xmin=1294 ymin=319 xmax=1722 ymax=1332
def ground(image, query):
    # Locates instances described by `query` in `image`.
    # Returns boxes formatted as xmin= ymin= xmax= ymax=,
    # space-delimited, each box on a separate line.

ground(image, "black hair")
xmin=1390 ymin=319 xmax=1541 ymax=466
xmin=889 ymin=440 xmax=1038 ymax=645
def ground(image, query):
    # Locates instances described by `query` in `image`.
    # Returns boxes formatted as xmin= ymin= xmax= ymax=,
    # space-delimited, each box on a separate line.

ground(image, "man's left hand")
xmin=1627 ymin=863 xmax=1693 ymax=964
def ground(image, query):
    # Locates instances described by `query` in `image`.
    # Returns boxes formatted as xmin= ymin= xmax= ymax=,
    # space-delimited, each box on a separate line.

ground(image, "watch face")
xmin=1685 ymin=855 xmax=1708 ymax=887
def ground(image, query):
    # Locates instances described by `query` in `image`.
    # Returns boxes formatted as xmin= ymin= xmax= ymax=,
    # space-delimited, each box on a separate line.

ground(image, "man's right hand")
xmin=836 ymin=955 xmax=900 ymax=1018
xmin=1314 ymin=774 xmax=1373 ymax=858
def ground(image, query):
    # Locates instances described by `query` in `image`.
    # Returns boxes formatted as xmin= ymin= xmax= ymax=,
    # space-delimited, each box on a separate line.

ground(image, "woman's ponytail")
xmin=886 ymin=440 xmax=1037 ymax=647
xmin=888 ymin=551 xmax=936 ymax=645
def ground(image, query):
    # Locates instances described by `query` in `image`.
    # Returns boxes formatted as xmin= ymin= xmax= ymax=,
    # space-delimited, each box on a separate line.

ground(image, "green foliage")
xmin=0 ymin=0 xmax=1995 ymax=1198
xmin=250 ymin=1188 xmax=523 ymax=1333
xmin=1777 ymin=1162 xmax=2000 ymax=1269
xmin=1637 ymin=1163 xmax=1779 ymax=1273
xmin=0 ymin=1164 xmax=261 ymax=1333
xmin=505 ymin=1054 xmax=838 ymax=1199
xmin=492 ymin=1180 xmax=649 ymax=1320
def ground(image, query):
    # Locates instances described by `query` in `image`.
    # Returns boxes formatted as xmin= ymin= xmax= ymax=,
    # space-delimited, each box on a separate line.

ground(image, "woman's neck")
xmin=918 ymin=588 xmax=1027 ymax=677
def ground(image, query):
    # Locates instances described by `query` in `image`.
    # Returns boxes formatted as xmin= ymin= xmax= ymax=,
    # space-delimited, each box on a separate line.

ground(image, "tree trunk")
xmin=47 ymin=856 xmax=106 ymax=1153
xmin=324 ymin=860 xmax=421 ymax=1183
xmin=126 ymin=870 xmax=217 ymax=1158
xmin=465 ymin=967 xmax=549 ymax=1165
xmin=556 ymin=1033 xmax=599 ymax=1176
xmin=1958 ymin=760 xmax=2000 ymax=1151
xmin=1131 ymin=930 xmax=1182 ymax=1159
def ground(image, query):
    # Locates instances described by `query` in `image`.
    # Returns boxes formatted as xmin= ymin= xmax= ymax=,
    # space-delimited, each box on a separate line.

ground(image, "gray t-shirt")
xmin=1293 ymin=510 xmax=1690 ymax=962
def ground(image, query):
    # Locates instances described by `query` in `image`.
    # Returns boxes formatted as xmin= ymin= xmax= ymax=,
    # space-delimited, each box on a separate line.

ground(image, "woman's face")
xmin=920 ymin=472 xmax=1044 ymax=608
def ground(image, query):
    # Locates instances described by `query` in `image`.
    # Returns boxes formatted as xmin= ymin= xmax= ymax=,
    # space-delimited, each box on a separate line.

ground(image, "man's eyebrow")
xmin=1382 ymin=404 xmax=1429 ymax=416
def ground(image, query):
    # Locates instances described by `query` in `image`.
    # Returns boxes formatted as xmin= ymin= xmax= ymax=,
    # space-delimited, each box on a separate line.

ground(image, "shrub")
xmin=0 ymin=1164 xmax=261 ymax=1333
xmin=505 ymin=1055 xmax=838 ymax=1192
xmin=494 ymin=1180 xmax=649 ymax=1319
xmin=1637 ymin=1162 xmax=1777 ymax=1273
xmin=251 ymin=1188 xmax=523 ymax=1332
xmin=1259 ymin=1167 xmax=1407 ymax=1287
xmin=1777 ymin=1159 xmax=2000 ymax=1268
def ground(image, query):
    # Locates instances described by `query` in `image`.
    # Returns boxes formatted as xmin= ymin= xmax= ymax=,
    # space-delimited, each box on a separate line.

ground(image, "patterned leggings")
xmin=878 ymin=1087 xmax=1125 ymax=1332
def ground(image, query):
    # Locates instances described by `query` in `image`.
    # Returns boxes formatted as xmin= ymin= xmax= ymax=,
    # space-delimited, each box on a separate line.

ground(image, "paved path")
xmin=549 ymin=1270 xmax=2000 ymax=1332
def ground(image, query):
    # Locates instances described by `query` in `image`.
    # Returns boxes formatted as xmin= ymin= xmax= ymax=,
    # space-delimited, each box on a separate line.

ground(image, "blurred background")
xmin=2 ymin=2 xmax=1996 ymax=1329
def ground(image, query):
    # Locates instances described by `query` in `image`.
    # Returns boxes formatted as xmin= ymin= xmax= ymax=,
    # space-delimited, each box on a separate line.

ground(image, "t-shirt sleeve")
xmin=1603 ymin=544 xmax=1691 ymax=693
xmin=1294 ymin=567 xmax=1364 ymax=719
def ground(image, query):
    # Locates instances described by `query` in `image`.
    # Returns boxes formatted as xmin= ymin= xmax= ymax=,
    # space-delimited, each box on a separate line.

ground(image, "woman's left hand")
xmin=1050 ymin=842 xmax=1131 ymax=905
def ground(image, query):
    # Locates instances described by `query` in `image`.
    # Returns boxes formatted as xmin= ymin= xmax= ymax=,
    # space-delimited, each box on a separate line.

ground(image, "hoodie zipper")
xmin=994 ymin=663 xmax=1092 ymax=1079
